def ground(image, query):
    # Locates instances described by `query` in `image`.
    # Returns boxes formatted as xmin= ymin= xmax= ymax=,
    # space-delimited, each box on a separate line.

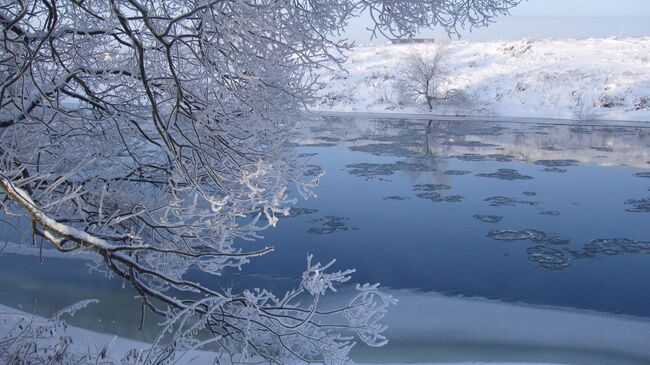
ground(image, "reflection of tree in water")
xmin=426 ymin=120 xmax=452 ymax=181
xmin=407 ymin=120 xmax=453 ymax=183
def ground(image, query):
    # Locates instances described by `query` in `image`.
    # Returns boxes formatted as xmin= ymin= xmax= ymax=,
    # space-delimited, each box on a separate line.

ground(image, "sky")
xmin=345 ymin=0 xmax=650 ymax=43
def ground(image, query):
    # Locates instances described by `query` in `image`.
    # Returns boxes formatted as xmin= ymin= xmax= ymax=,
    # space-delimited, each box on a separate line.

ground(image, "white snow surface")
xmin=5 ymin=285 xmax=650 ymax=364
xmin=311 ymin=37 xmax=650 ymax=121
xmin=0 ymin=303 xmax=564 ymax=365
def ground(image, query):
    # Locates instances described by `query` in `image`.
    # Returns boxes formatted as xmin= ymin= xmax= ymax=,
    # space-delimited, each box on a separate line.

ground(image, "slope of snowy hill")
xmin=311 ymin=37 xmax=650 ymax=121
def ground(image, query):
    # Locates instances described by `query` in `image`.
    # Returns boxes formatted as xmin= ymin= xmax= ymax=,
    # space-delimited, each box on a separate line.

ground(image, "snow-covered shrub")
xmin=634 ymin=96 xmax=649 ymax=110
xmin=599 ymin=94 xmax=625 ymax=108
xmin=570 ymin=90 xmax=596 ymax=121
xmin=0 ymin=301 xmax=116 ymax=365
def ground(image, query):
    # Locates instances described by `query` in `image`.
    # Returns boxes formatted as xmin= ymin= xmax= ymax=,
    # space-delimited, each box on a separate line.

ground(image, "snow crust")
xmin=312 ymin=37 xmax=650 ymax=121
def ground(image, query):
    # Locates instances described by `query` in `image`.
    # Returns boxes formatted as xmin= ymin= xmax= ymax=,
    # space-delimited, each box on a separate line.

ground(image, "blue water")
xmin=234 ymin=118 xmax=650 ymax=317
xmin=1 ymin=117 xmax=650 ymax=363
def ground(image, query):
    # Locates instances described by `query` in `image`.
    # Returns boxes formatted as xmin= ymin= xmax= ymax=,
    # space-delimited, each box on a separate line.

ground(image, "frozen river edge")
xmin=308 ymin=110 xmax=650 ymax=128
xmin=2 ymin=283 xmax=650 ymax=364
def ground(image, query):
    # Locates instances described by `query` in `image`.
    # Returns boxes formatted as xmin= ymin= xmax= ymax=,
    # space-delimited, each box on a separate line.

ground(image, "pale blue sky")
xmin=345 ymin=0 xmax=650 ymax=43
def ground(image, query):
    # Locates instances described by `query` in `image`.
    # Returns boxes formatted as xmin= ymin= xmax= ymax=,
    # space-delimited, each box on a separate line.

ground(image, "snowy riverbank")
xmin=312 ymin=37 xmax=650 ymax=122
xmin=3 ymin=285 xmax=650 ymax=364
xmin=0 ymin=302 xmax=568 ymax=365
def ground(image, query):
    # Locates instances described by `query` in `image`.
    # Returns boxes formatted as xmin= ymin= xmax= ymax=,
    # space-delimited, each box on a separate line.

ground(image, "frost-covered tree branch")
xmin=0 ymin=0 xmax=520 ymax=362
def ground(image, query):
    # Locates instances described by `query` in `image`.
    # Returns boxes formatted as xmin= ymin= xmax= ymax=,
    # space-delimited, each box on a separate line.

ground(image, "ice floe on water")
xmin=484 ymin=196 xmax=537 ymax=207
xmin=287 ymin=207 xmax=319 ymax=218
xmin=303 ymin=164 xmax=323 ymax=177
xmin=534 ymin=159 xmax=579 ymax=167
xmin=297 ymin=152 xmax=319 ymax=158
xmin=383 ymin=195 xmax=412 ymax=201
xmin=287 ymin=141 xmax=337 ymax=147
xmin=476 ymin=168 xmax=533 ymax=181
xmin=473 ymin=215 xmax=504 ymax=223
xmin=527 ymin=246 xmax=571 ymax=270
xmin=624 ymin=198 xmax=650 ymax=212
xmin=487 ymin=229 xmax=570 ymax=245
xmin=443 ymin=170 xmax=471 ymax=176
xmin=349 ymin=143 xmax=419 ymax=157
xmin=451 ymin=153 xmax=515 ymax=162
xmin=539 ymin=210 xmax=560 ymax=216
xmin=540 ymin=167 xmax=567 ymax=173
xmin=259 ymin=207 xmax=318 ymax=220
xmin=522 ymin=238 xmax=650 ymax=270
xmin=307 ymin=216 xmax=358 ymax=234
xmin=413 ymin=184 xmax=464 ymax=203
xmin=443 ymin=139 xmax=497 ymax=148
xmin=346 ymin=161 xmax=432 ymax=179
xmin=413 ymin=184 xmax=451 ymax=191
xmin=576 ymin=238 xmax=650 ymax=258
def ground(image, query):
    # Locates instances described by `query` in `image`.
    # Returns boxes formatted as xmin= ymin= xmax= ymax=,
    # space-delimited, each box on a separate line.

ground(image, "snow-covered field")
xmin=312 ymin=37 xmax=650 ymax=121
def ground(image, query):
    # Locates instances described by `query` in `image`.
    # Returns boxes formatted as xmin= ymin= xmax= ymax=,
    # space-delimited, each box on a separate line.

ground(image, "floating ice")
xmin=288 ymin=141 xmax=336 ymax=147
xmin=443 ymin=170 xmax=471 ymax=176
xmin=382 ymin=196 xmax=411 ymax=201
xmin=346 ymin=161 xmax=431 ymax=179
xmin=415 ymin=192 xmax=464 ymax=203
xmin=259 ymin=207 xmax=318 ymax=220
xmin=524 ymin=238 xmax=650 ymax=270
xmin=591 ymin=146 xmax=614 ymax=152
xmin=541 ymin=167 xmax=568 ymax=173
xmin=452 ymin=153 xmax=515 ymax=162
xmin=527 ymin=245 xmax=571 ymax=270
xmin=287 ymin=207 xmax=319 ymax=218
xmin=317 ymin=136 xmax=340 ymax=142
xmin=297 ymin=152 xmax=319 ymax=158
xmin=349 ymin=143 xmax=419 ymax=157
xmin=473 ymin=214 xmax=504 ymax=223
xmin=485 ymin=196 xmax=537 ymax=207
xmin=413 ymin=184 xmax=451 ymax=191
xmin=534 ymin=159 xmax=579 ymax=167
xmin=579 ymin=238 xmax=650 ymax=257
xmin=308 ymin=216 xmax=358 ymax=234
xmin=540 ymin=210 xmax=561 ymax=216
xmin=413 ymin=184 xmax=463 ymax=203
xmin=443 ymin=140 xmax=497 ymax=148
xmin=487 ymin=229 xmax=570 ymax=245
xmin=634 ymin=172 xmax=650 ymax=178
xmin=476 ymin=169 xmax=533 ymax=181
xmin=303 ymin=164 xmax=323 ymax=176
xmin=624 ymin=198 xmax=650 ymax=212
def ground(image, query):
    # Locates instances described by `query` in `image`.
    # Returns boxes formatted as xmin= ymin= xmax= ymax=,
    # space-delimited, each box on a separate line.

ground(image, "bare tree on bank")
xmin=396 ymin=40 xmax=451 ymax=110
xmin=0 ymin=0 xmax=521 ymax=363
